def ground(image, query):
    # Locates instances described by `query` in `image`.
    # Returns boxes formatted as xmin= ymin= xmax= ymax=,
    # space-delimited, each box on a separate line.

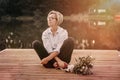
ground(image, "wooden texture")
xmin=0 ymin=49 xmax=120 ymax=80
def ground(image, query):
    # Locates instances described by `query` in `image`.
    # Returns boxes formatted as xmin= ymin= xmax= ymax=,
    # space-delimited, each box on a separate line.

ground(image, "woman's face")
xmin=47 ymin=13 xmax=58 ymax=27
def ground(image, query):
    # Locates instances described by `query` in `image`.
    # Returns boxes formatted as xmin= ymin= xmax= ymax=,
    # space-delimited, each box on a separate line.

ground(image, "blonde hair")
xmin=47 ymin=10 xmax=63 ymax=25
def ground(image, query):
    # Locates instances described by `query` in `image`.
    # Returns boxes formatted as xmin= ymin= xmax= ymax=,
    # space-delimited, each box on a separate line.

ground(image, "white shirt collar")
xmin=48 ymin=26 xmax=60 ymax=34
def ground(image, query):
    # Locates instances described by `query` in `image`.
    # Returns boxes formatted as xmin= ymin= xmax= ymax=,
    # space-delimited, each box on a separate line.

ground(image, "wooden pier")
xmin=0 ymin=49 xmax=120 ymax=80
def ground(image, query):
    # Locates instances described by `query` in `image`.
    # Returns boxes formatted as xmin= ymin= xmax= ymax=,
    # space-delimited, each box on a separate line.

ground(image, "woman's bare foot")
xmin=53 ymin=62 xmax=68 ymax=69
xmin=53 ymin=62 xmax=59 ymax=68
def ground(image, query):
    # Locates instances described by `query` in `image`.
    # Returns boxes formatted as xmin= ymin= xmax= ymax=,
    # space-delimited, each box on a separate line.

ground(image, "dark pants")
xmin=0 ymin=39 xmax=6 ymax=51
xmin=32 ymin=37 xmax=74 ymax=68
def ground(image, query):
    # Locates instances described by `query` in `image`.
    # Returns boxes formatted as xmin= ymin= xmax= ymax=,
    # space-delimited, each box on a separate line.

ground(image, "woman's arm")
xmin=53 ymin=30 xmax=68 ymax=53
xmin=41 ymin=51 xmax=67 ymax=68
xmin=41 ymin=51 xmax=59 ymax=64
xmin=54 ymin=56 xmax=68 ymax=68
xmin=42 ymin=31 xmax=53 ymax=53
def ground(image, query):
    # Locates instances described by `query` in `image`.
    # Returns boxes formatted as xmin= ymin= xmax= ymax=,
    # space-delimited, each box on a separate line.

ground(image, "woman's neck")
xmin=51 ymin=26 xmax=58 ymax=35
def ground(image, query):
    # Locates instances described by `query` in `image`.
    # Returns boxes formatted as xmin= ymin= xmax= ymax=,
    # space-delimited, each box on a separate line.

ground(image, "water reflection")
xmin=64 ymin=9 xmax=120 ymax=50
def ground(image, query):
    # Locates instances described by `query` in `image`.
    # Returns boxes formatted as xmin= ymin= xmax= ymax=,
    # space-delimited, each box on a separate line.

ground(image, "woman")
xmin=32 ymin=10 xmax=74 ymax=68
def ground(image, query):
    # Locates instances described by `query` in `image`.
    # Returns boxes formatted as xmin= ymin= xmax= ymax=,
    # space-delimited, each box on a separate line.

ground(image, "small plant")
xmin=73 ymin=56 xmax=95 ymax=75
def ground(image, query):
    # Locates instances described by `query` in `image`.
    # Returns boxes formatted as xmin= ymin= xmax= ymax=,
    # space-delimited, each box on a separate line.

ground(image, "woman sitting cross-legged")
xmin=32 ymin=10 xmax=74 ymax=68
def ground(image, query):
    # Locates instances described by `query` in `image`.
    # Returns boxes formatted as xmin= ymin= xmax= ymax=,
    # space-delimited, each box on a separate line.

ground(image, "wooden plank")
xmin=0 ymin=49 xmax=120 ymax=80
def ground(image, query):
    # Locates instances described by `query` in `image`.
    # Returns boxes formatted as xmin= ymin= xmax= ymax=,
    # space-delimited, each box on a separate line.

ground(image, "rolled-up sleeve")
xmin=53 ymin=30 xmax=68 ymax=53
xmin=42 ymin=32 xmax=53 ymax=53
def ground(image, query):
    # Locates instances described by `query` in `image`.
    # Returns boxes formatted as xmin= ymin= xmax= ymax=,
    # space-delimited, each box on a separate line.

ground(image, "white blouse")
xmin=42 ymin=26 xmax=68 ymax=54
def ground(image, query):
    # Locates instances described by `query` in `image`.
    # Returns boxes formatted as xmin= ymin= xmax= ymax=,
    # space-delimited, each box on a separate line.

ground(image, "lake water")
xmin=0 ymin=14 xmax=120 ymax=50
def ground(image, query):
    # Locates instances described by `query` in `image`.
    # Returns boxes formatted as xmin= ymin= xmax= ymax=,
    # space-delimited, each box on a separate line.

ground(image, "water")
xmin=64 ymin=12 xmax=120 ymax=50
xmin=0 ymin=19 xmax=44 ymax=49
xmin=0 ymin=13 xmax=120 ymax=50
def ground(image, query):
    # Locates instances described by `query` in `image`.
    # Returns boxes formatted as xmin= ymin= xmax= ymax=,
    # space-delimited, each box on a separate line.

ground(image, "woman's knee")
xmin=32 ymin=40 xmax=41 ymax=48
xmin=65 ymin=37 xmax=74 ymax=45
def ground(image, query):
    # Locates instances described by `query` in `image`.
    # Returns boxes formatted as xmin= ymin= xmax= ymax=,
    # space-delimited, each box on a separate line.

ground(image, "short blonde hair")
xmin=47 ymin=10 xmax=63 ymax=25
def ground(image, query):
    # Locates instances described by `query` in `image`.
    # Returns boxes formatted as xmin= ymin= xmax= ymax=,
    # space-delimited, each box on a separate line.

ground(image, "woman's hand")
xmin=57 ymin=60 xmax=68 ymax=68
xmin=54 ymin=56 xmax=68 ymax=68
xmin=40 ymin=58 xmax=49 ymax=64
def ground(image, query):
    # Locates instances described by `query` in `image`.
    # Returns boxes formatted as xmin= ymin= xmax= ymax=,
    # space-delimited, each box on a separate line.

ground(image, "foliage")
xmin=73 ymin=56 xmax=95 ymax=75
